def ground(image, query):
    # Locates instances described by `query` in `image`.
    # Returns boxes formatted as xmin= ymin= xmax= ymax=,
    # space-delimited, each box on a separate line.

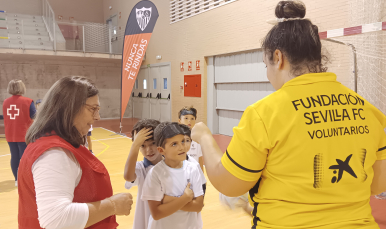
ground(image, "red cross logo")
xmin=7 ymin=105 xmax=19 ymax=120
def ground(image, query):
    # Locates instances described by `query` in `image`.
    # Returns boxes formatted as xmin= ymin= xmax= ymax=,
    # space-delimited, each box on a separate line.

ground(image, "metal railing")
xmin=0 ymin=6 xmax=123 ymax=55
xmin=0 ymin=15 xmax=54 ymax=51
xmin=42 ymin=0 xmax=56 ymax=51
xmin=56 ymin=21 xmax=121 ymax=54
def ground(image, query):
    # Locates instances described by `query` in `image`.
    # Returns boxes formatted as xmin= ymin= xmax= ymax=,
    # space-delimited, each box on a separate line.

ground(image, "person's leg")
xmin=17 ymin=142 xmax=27 ymax=160
xmin=14 ymin=142 xmax=27 ymax=181
xmin=87 ymin=131 xmax=93 ymax=154
xmin=7 ymin=142 xmax=19 ymax=181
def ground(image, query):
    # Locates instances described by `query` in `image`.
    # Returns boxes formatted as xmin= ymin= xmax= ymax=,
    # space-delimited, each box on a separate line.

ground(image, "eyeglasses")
xmin=85 ymin=104 xmax=101 ymax=117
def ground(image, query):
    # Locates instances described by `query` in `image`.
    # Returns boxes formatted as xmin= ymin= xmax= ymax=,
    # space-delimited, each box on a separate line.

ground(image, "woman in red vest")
xmin=18 ymin=76 xmax=133 ymax=229
xmin=2 ymin=79 xmax=36 ymax=187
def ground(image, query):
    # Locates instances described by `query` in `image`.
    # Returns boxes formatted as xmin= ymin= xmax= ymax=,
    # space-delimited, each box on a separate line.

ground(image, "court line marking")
xmin=97 ymin=127 xmax=132 ymax=139
xmin=0 ymin=128 xmax=128 ymax=158
xmin=91 ymin=137 xmax=127 ymax=141
xmin=91 ymin=136 xmax=110 ymax=158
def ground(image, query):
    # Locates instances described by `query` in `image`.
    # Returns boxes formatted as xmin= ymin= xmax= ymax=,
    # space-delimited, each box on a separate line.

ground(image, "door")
xmin=133 ymin=67 xmax=145 ymax=119
xmin=159 ymin=63 xmax=171 ymax=122
xmin=149 ymin=65 xmax=161 ymax=121
xmin=209 ymin=50 xmax=274 ymax=136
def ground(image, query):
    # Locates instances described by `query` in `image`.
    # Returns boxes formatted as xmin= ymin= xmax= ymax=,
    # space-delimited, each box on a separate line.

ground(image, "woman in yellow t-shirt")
xmin=192 ymin=1 xmax=386 ymax=228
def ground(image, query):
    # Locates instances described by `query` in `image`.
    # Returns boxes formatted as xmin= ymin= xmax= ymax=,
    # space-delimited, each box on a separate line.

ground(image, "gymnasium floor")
xmin=0 ymin=126 xmax=385 ymax=228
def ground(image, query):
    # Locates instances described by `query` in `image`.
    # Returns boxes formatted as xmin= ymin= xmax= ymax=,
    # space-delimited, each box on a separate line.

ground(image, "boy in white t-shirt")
xmin=178 ymin=106 xmax=204 ymax=172
xmin=123 ymin=119 xmax=162 ymax=229
xmin=142 ymin=122 xmax=204 ymax=229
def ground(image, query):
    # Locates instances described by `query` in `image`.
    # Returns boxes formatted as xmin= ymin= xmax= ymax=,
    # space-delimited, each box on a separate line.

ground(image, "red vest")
xmin=18 ymin=135 xmax=118 ymax=229
xmin=2 ymin=95 xmax=33 ymax=142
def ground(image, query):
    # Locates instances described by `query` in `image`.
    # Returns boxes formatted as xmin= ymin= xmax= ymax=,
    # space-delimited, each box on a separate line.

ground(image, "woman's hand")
xmin=110 ymin=193 xmax=133 ymax=216
xmin=191 ymin=122 xmax=212 ymax=144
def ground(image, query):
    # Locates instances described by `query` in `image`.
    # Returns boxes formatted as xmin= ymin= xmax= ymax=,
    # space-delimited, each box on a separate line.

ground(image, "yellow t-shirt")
xmin=221 ymin=72 xmax=386 ymax=229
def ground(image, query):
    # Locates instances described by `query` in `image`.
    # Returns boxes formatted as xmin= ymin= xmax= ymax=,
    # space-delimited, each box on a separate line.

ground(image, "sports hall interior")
xmin=0 ymin=0 xmax=386 ymax=228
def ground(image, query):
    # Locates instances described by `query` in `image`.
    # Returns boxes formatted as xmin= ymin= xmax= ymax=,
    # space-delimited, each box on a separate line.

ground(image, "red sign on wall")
xmin=196 ymin=60 xmax=200 ymax=70
xmin=188 ymin=61 xmax=192 ymax=71
xmin=180 ymin=62 xmax=184 ymax=72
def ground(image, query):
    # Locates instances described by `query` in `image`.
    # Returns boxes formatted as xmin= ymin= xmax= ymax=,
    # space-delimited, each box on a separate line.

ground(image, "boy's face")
xmin=36 ymin=103 xmax=40 ymax=110
xmin=179 ymin=114 xmax=196 ymax=129
xmin=158 ymin=134 xmax=186 ymax=162
xmin=140 ymin=139 xmax=160 ymax=162
xmin=183 ymin=135 xmax=192 ymax=152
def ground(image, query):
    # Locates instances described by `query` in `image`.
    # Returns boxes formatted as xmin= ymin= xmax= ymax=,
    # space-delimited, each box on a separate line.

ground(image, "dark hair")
xmin=178 ymin=106 xmax=197 ymax=119
xmin=131 ymin=119 xmax=161 ymax=141
xmin=179 ymin=124 xmax=191 ymax=137
xmin=262 ymin=1 xmax=328 ymax=76
xmin=26 ymin=76 xmax=99 ymax=147
xmin=154 ymin=122 xmax=185 ymax=148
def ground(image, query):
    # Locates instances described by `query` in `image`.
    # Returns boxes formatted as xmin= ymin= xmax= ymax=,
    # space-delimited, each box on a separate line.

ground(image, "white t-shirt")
xmin=124 ymin=159 xmax=155 ymax=229
xmin=141 ymin=160 xmax=204 ymax=229
xmin=187 ymin=141 xmax=202 ymax=164
xmin=187 ymin=155 xmax=206 ymax=184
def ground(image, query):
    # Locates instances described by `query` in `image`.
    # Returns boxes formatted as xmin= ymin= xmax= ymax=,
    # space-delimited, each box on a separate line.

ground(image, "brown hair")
xmin=7 ymin=79 xmax=26 ymax=95
xmin=154 ymin=122 xmax=185 ymax=148
xmin=131 ymin=119 xmax=161 ymax=141
xmin=262 ymin=1 xmax=328 ymax=76
xmin=26 ymin=76 xmax=99 ymax=147
xmin=178 ymin=106 xmax=197 ymax=119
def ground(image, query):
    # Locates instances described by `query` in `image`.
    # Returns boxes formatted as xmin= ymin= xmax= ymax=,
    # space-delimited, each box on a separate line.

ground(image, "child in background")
xmin=179 ymin=123 xmax=207 ymax=195
xmin=142 ymin=122 xmax=204 ymax=229
xmin=123 ymin=119 xmax=162 ymax=229
xmin=35 ymin=99 xmax=42 ymax=110
xmin=178 ymin=106 xmax=204 ymax=172
xmin=86 ymin=125 xmax=93 ymax=154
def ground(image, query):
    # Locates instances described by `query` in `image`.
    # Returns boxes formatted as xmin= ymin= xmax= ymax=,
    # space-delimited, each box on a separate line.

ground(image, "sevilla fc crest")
xmin=136 ymin=7 xmax=152 ymax=31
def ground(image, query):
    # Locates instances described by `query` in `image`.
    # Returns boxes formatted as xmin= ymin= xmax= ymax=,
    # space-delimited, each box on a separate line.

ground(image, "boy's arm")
xmin=124 ymin=128 xmax=153 ymax=182
xmin=163 ymin=195 xmax=204 ymax=212
xmin=148 ymin=183 xmax=194 ymax=220
xmin=123 ymin=142 xmax=140 ymax=182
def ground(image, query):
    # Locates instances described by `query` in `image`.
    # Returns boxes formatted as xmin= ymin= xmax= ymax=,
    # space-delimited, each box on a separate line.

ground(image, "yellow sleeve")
xmin=221 ymin=106 xmax=270 ymax=182
xmin=374 ymin=106 xmax=386 ymax=160
xmin=376 ymin=127 xmax=386 ymax=160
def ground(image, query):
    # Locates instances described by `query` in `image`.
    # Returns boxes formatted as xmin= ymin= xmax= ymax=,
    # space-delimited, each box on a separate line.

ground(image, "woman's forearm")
xmin=199 ymin=134 xmax=258 ymax=197
xmin=199 ymin=134 xmax=226 ymax=187
xmin=85 ymin=199 xmax=114 ymax=228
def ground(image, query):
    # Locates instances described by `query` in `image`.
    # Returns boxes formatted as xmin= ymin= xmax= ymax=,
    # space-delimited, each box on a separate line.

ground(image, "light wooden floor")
xmin=0 ymin=127 xmax=252 ymax=228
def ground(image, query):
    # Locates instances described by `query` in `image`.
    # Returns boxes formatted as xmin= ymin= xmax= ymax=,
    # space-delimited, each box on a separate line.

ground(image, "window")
xmin=143 ymin=79 xmax=147 ymax=89
xmin=153 ymin=78 xmax=157 ymax=89
xmin=163 ymin=78 xmax=168 ymax=90
xmin=135 ymin=79 xmax=138 ymax=89
xmin=170 ymin=0 xmax=238 ymax=24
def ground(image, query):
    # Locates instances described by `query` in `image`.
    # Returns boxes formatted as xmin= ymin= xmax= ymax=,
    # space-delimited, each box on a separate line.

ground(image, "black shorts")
xmin=87 ymin=131 xmax=92 ymax=136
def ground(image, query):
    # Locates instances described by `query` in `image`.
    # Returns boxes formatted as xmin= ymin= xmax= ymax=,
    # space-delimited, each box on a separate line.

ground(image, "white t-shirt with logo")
xmin=125 ymin=159 xmax=155 ymax=229
xmin=141 ymin=160 xmax=204 ymax=229
xmin=187 ymin=141 xmax=202 ymax=163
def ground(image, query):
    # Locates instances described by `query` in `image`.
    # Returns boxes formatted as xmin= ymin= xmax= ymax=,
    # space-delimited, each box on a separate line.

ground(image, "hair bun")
xmin=275 ymin=1 xmax=306 ymax=19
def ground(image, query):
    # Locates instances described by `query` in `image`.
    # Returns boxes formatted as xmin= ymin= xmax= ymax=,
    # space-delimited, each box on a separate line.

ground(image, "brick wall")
xmin=103 ymin=0 xmax=352 ymax=124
